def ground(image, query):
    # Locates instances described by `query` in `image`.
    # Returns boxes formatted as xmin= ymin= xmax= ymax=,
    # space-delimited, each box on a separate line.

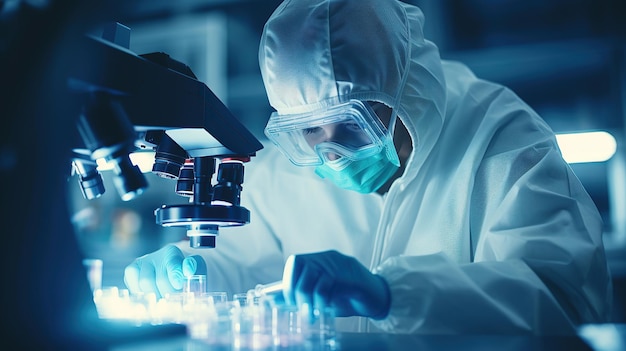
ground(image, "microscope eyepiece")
xmin=76 ymin=93 xmax=135 ymax=159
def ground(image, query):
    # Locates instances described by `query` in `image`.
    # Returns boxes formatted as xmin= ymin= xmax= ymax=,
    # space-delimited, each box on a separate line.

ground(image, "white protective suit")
xmin=177 ymin=0 xmax=612 ymax=334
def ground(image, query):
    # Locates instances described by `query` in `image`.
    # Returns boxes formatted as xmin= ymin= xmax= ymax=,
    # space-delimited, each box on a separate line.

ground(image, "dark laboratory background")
xmin=2 ymin=0 xmax=625 ymax=345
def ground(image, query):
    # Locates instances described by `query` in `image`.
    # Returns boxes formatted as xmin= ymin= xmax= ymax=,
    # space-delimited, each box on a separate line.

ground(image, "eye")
xmin=343 ymin=122 xmax=362 ymax=132
xmin=303 ymin=127 xmax=322 ymax=135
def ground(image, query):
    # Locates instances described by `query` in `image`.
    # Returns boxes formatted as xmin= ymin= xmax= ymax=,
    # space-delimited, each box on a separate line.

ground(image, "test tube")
xmin=272 ymin=305 xmax=303 ymax=347
xmin=201 ymin=291 xmax=228 ymax=304
xmin=184 ymin=275 xmax=207 ymax=296
xmin=301 ymin=304 xmax=336 ymax=349
xmin=233 ymin=292 xmax=251 ymax=307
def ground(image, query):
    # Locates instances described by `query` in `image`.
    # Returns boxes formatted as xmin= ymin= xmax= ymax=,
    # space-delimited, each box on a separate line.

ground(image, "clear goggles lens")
xmin=264 ymin=100 xmax=388 ymax=166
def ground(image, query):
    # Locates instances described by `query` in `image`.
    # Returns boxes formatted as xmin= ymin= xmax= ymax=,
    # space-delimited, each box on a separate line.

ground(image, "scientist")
xmin=125 ymin=0 xmax=612 ymax=334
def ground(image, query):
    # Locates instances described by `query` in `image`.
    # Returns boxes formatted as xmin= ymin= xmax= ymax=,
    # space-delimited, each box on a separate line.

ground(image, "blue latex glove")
xmin=283 ymin=250 xmax=390 ymax=319
xmin=123 ymin=245 xmax=207 ymax=298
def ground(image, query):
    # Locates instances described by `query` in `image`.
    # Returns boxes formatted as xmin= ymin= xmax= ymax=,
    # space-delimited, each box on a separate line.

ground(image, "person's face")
xmin=301 ymin=102 xmax=392 ymax=161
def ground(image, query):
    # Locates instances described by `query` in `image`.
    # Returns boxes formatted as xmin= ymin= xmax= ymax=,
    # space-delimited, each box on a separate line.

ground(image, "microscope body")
xmin=71 ymin=23 xmax=263 ymax=248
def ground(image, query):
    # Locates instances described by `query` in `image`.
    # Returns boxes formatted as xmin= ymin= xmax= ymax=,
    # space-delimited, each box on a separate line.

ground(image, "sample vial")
xmin=184 ymin=275 xmax=207 ymax=296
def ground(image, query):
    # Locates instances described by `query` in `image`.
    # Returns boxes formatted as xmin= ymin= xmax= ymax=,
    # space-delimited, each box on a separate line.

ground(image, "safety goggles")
xmin=264 ymin=100 xmax=389 ymax=166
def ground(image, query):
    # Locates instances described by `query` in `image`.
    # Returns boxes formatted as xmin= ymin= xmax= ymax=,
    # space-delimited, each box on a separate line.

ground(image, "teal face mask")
xmin=314 ymin=141 xmax=400 ymax=194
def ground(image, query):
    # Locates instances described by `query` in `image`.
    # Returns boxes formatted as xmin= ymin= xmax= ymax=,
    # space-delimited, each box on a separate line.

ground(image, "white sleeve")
xmin=372 ymin=133 xmax=612 ymax=334
xmin=374 ymin=253 xmax=578 ymax=334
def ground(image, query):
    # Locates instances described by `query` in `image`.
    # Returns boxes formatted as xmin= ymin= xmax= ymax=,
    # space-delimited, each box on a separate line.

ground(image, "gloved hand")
xmin=123 ymin=244 xmax=207 ymax=298
xmin=282 ymin=250 xmax=390 ymax=320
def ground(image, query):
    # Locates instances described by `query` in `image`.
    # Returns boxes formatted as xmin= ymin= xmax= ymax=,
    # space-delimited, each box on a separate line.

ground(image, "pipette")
xmin=253 ymin=255 xmax=294 ymax=297
xmin=253 ymin=280 xmax=284 ymax=297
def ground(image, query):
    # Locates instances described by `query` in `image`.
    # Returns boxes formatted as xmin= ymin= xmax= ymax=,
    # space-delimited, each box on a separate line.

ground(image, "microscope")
xmin=0 ymin=3 xmax=262 ymax=347
xmin=70 ymin=23 xmax=263 ymax=248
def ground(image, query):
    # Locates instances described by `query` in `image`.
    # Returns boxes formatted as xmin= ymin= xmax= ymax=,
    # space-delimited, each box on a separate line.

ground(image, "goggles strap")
xmin=387 ymin=109 xmax=399 ymax=139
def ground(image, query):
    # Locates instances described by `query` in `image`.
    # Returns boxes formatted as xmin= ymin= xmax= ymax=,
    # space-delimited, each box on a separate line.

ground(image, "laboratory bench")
xmin=95 ymin=323 xmax=626 ymax=351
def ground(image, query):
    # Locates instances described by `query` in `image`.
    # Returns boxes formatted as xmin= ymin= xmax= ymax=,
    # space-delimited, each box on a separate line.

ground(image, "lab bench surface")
xmin=105 ymin=324 xmax=626 ymax=351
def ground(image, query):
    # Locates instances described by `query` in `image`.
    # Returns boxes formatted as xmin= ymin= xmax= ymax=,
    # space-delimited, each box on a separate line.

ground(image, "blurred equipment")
xmin=70 ymin=23 xmax=263 ymax=248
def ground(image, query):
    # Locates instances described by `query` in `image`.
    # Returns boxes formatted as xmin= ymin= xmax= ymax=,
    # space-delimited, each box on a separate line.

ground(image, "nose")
xmin=325 ymin=152 xmax=341 ymax=161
